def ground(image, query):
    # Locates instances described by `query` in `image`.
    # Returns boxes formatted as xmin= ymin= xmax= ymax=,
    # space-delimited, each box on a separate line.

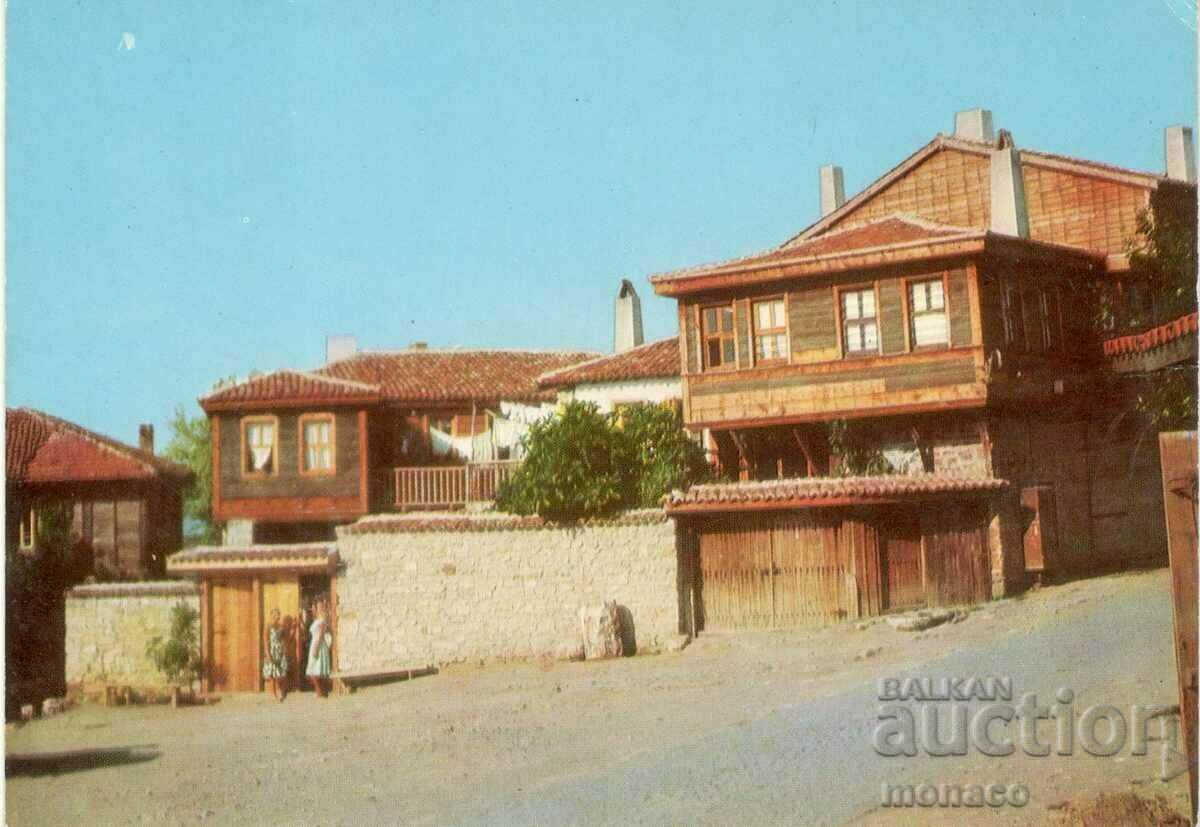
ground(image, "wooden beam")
xmin=792 ymin=428 xmax=817 ymax=477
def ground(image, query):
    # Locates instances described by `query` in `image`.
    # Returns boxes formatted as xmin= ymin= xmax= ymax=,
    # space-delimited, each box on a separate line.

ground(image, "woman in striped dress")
xmin=306 ymin=603 xmax=333 ymax=697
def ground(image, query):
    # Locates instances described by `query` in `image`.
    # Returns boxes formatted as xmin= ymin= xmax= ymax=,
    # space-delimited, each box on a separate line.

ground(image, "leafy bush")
xmin=618 ymin=403 xmax=712 ymax=507
xmin=496 ymin=401 xmax=636 ymax=522
xmin=495 ymin=401 xmax=710 ymax=521
xmin=146 ymin=603 xmax=201 ymax=685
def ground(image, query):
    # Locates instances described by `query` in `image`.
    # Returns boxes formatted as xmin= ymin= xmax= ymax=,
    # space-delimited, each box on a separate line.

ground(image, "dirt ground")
xmin=5 ymin=568 xmax=1192 ymax=826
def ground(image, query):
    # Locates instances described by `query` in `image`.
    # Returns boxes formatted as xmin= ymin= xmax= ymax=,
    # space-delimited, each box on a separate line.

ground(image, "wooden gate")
xmin=1160 ymin=431 xmax=1198 ymax=812
xmin=1020 ymin=485 xmax=1058 ymax=574
xmin=209 ymin=580 xmax=256 ymax=692
xmin=881 ymin=515 xmax=925 ymax=611
xmin=696 ymin=513 xmax=849 ymax=630
xmin=261 ymin=577 xmax=301 ymax=690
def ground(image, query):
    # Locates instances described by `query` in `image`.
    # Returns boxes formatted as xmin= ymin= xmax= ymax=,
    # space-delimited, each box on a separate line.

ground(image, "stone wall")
xmin=65 ymin=581 xmax=200 ymax=691
xmin=334 ymin=511 xmax=684 ymax=672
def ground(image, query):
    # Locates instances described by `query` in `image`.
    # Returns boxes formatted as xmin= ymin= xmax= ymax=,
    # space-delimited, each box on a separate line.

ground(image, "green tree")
xmin=1126 ymin=188 xmax=1198 ymax=325
xmin=496 ymin=401 xmax=635 ymax=522
xmin=827 ymin=419 xmax=893 ymax=476
xmin=618 ymin=403 xmax=712 ymax=507
xmin=164 ymin=405 xmax=220 ymax=545
xmin=145 ymin=602 xmax=202 ymax=686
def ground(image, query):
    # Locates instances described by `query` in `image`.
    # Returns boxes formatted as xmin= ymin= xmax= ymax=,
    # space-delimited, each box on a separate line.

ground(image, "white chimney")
xmin=614 ymin=280 xmax=644 ymax=353
xmin=819 ymin=165 xmax=845 ymax=217
xmin=990 ymin=131 xmax=1030 ymax=238
xmin=1165 ymin=125 xmax=1196 ymax=183
xmin=325 ymin=335 xmax=358 ymax=365
xmin=954 ymin=108 xmax=995 ymax=143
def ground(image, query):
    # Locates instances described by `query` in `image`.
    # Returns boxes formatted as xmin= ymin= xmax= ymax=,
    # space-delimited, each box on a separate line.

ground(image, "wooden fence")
xmin=392 ymin=460 xmax=521 ymax=510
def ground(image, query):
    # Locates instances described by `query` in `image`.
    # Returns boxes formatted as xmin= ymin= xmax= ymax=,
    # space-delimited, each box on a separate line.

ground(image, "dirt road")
xmin=5 ymin=568 xmax=1189 ymax=825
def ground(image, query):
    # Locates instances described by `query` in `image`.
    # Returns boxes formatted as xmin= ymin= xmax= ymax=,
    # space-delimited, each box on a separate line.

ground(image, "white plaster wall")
xmin=558 ymin=378 xmax=681 ymax=413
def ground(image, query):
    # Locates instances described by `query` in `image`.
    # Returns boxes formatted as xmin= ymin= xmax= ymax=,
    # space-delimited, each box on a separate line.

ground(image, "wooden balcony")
xmin=387 ymin=460 xmax=521 ymax=511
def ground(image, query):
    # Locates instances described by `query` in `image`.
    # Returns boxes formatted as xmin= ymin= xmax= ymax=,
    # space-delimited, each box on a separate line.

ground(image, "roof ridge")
xmin=537 ymin=337 xmax=676 ymax=382
xmin=341 ymin=347 xmax=601 ymax=357
xmin=200 ymin=368 xmax=382 ymax=400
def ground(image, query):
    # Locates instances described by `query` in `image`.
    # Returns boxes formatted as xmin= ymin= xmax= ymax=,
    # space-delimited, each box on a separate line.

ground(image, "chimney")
xmin=1165 ymin=125 xmax=1196 ymax=183
xmin=954 ymin=108 xmax=995 ymax=143
xmin=325 ymin=335 xmax=358 ymax=365
xmin=409 ymin=341 xmax=428 ymax=351
xmin=138 ymin=424 xmax=154 ymax=454
xmin=990 ymin=130 xmax=1030 ymax=238
xmin=614 ymin=279 xmax=644 ymax=353
xmin=819 ymin=165 xmax=845 ymax=217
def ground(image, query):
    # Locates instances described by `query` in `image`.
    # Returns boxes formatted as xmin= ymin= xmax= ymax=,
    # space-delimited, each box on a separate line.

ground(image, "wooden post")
xmin=200 ymin=579 xmax=211 ymax=694
xmin=793 ymin=428 xmax=816 ymax=477
xmin=252 ymin=576 xmax=263 ymax=692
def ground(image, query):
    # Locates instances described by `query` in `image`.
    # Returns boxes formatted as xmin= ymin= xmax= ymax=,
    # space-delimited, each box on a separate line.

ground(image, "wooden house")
xmin=197 ymin=344 xmax=595 ymax=541
xmin=652 ymin=110 xmax=1196 ymax=627
xmin=5 ymin=408 xmax=192 ymax=579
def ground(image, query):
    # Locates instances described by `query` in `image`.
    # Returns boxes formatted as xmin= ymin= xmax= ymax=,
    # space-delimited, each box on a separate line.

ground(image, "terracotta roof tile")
xmin=651 ymin=215 xmax=978 ymax=284
xmin=340 ymin=509 xmax=668 ymax=535
xmin=666 ymin=474 xmax=1008 ymax=512
xmin=538 ymin=338 xmax=681 ymax=388
xmin=6 ymin=408 xmax=193 ymax=485
xmin=200 ymin=370 xmax=381 ymax=408
xmin=1103 ymin=312 xmax=1199 ymax=357
xmin=318 ymin=349 xmax=599 ymax=405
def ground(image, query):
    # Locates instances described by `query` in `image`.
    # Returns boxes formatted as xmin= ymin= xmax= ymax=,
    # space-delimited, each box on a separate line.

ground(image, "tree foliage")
xmin=145 ymin=602 xmax=202 ymax=686
xmin=1126 ymin=190 xmax=1198 ymax=324
xmin=827 ymin=419 xmax=893 ymax=476
xmin=495 ymin=401 xmax=711 ymax=522
xmin=163 ymin=405 xmax=220 ymax=545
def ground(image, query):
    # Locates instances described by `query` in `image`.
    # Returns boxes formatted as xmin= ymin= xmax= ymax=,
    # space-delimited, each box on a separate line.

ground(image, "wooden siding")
xmin=826 ymin=146 xmax=1152 ymax=257
xmin=835 ymin=149 xmax=991 ymax=232
xmin=685 ymin=350 xmax=984 ymax=426
xmin=735 ymin=299 xmax=751 ymax=369
xmin=947 ymin=268 xmax=973 ymax=347
xmin=878 ymin=279 xmax=905 ymax=355
xmin=789 ymin=286 xmax=838 ymax=356
xmin=683 ymin=305 xmax=700 ymax=374
xmin=217 ymin=409 xmax=362 ymax=505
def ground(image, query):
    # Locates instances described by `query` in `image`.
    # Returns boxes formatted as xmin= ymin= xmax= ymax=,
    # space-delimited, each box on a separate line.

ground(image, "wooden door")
xmin=771 ymin=514 xmax=846 ymax=626
xmin=210 ymin=580 xmax=256 ymax=692
xmin=696 ymin=517 xmax=774 ymax=630
xmin=1020 ymin=485 xmax=1058 ymax=573
xmin=1160 ymin=431 xmax=1198 ymax=812
xmin=882 ymin=516 xmax=924 ymax=611
xmin=261 ymin=577 xmax=301 ymax=690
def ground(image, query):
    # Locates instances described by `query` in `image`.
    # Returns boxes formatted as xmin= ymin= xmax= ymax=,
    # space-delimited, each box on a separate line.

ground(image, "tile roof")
xmin=167 ymin=542 xmax=338 ymax=573
xmin=665 ymin=474 xmax=1009 ymax=512
xmin=651 ymin=215 xmax=980 ymax=284
xmin=6 ymin=408 xmax=193 ymax=485
xmin=317 ymin=349 xmax=599 ymax=404
xmin=68 ymin=581 xmax=199 ymax=599
xmin=340 ymin=509 xmax=669 ymax=535
xmin=1102 ymin=312 xmax=1199 ymax=357
xmin=538 ymin=338 xmax=681 ymax=388
xmin=200 ymin=370 xmax=382 ymax=408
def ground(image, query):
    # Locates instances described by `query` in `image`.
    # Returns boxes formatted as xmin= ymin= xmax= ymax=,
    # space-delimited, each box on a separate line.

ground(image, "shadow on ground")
xmin=6 ymin=744 xmax=160 ymax=777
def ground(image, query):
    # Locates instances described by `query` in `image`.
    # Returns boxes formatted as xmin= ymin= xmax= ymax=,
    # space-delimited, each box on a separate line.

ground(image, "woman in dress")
xmin=306 ymin=602 xmax=333 ymax=697
xmin=262 ymin=608 xmax=289 ymax=701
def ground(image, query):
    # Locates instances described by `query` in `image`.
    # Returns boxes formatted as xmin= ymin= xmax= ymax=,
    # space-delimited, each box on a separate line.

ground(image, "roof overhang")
xmin=200 ymin=395 xmax=381 ymax=414
xmin=651 ymin=232 xmax=1103 ymax=298
xmin=166 ymin=544 xmax=339 ymax=576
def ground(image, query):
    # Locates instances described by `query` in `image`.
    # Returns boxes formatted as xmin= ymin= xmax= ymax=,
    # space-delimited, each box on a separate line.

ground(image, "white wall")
xmin=558 ymin=378 xmax=681 ymax=413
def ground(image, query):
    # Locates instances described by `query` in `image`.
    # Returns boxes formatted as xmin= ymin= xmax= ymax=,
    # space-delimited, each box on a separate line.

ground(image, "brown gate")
xmin=209 ymin=580 xmax=256 ymax=692
xmin=882 ymin=515 xmax=925 ymax=611
xmin=696 ymin=512 xmax=848 ymax=630
xmin=1159 ymin=431 xmax=1198 ymax=812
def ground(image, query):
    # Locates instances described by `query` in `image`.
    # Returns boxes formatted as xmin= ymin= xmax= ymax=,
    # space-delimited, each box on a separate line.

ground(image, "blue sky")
xmin=7 ymin=1 xmax=1196 ymax=448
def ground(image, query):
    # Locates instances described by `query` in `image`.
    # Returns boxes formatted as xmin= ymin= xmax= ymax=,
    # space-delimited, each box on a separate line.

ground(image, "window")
xmin=908 ymin=279 xmax=948 ymax=348
xmin=300 ymin=414 xmax=336 ymax=474
xmin=241 ymin=416 xmax=278 ymax=476
xmin=752 ymin=298 xmax=788 ymax=364
xmin=19 ymin=506 xmax=35 ymax=551
xmin=1039 ymin=290 xmax=1056 ymax=350
xmin=701 ymin=305 xmax=736 ymax=369
xmin=1001 ymin=284 xmax=1020 ymax=346
xmin=841 ymin=288 xmax=878 ymax=355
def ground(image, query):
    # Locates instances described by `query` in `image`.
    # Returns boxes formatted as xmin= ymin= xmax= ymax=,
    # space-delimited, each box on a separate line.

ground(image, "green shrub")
xmin=618 ymin=403 xmax=712 ymax=507
xmin=146 ymin=603 xmax=201 ymax=685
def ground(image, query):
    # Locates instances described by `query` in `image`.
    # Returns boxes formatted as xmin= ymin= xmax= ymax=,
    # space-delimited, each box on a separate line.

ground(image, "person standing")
xmin=261 ymin=608 xmax=289 ymax=701
xmin=306 ymin=603 xmax=333 ymax=697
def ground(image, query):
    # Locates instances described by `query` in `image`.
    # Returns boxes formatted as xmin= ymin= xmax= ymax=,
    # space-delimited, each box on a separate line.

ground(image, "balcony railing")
xmin=390 ymin=460 xmax=522 ymax=510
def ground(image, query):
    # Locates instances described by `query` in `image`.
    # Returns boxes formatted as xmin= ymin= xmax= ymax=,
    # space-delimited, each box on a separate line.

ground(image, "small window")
xmin=1001 ymin=284 xmax=1020 ymax=346
xmin=19 ymin=506 xmax=35 ymax=551
xmin=841 ymin=288 xmax=878 ymax=355
xmin=241 ymin=417 xmax=278 ymax=476
xmin=752 ymin=298 xmax=788 ymax=364
xmin=909 ymin=279 xmax=948 ymax=348
xmin=300 ymin=414 xmax=336 ymax=475
xmin=701 ymin=305 xmax=736 ymax=370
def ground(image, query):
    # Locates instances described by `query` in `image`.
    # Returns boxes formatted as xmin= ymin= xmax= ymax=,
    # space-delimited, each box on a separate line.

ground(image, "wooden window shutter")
xmin=735 ymin=299 xmax=752 ymax=369
xmin=947 ymin=269 xmax=973 ymax=347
